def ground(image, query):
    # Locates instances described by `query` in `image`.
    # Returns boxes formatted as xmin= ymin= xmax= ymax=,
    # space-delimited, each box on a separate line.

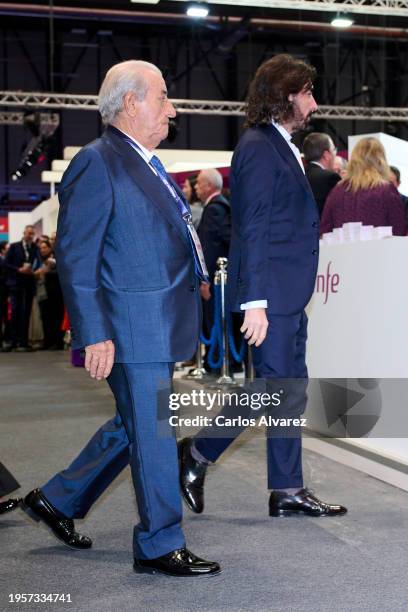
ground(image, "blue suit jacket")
xmin=56 ymin=125 xmax=201 ymax=363
xmin=227 ymin=124 xmax=320 ymax=315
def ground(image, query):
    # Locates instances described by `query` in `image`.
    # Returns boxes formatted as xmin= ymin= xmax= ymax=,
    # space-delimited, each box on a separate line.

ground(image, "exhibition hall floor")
xmin=1 ymin=352 xmax=408 ymax=612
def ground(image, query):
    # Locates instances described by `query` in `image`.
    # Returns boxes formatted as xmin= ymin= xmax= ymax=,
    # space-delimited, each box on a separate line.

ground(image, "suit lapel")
xmin=263 ymin=124 xmax=314 ymax=198
xmin=103 ymin=127 xmax=190 ymax=248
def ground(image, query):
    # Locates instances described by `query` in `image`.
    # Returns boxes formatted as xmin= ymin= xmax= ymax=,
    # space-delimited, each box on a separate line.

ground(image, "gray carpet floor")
xmin=1 ymin=352 xmax=408 ymax=612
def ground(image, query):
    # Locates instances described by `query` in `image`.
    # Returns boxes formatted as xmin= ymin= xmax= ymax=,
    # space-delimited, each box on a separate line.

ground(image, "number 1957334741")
xmin=9 ymin=593 xmax=72 ymax=604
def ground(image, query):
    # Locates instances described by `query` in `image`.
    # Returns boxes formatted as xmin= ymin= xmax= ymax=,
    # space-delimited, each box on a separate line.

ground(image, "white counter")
xmin=305 ymin=238 xmax=408 ymax=489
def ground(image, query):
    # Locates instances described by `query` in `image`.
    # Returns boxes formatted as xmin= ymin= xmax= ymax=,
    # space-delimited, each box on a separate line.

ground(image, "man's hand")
xmin=18 ymin=266 xmax=33 ymax=275
xmin=241 ymin=308 xmax=268 ymax=347
xmin=85 ymin=340 xmax=115 ymax=380
xmin=200 ymin=282 xmax=211 ymax=301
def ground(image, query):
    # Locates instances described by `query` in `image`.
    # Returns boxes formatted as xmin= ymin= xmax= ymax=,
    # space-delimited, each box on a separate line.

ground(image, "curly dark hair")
xmin=245 ymin=54 xmax=317 ymax=128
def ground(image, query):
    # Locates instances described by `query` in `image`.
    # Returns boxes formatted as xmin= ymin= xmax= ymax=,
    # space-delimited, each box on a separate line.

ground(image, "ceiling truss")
xmin=0 ymin=91 xmax=407 ymax=122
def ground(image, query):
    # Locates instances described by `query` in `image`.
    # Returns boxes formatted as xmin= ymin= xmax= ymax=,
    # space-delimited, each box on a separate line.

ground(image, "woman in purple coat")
xmin=320 ymin=137 xmax=406 ymax=236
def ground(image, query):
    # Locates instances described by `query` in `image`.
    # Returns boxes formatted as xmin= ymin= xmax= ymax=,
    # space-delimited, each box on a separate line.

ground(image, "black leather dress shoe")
xmin=269 ymin=488 xmax=348 ymax=517
xmin=23 ymin=489 xmax=92 ymax=549
xmin=0 ymin=498 xmax=22 ymax=515
xmin=178 ymin=438 xmax=207 ymax=514
xmin=134 ymin=547 xmax=221 ymax=577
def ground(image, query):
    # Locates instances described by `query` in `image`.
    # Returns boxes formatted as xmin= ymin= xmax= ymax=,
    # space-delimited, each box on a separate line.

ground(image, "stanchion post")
xmin=185 ymin=342 xmax=207 ymax=380
xmin=215 ymin=257 xmax=235 ymax=386
xmin=246 ymin=344 xmax=256 ymax=382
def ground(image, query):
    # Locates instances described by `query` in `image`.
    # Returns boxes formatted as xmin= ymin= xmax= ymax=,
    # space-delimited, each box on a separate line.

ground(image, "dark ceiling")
xmin=0 ymin=0 xmax=406 ymax=31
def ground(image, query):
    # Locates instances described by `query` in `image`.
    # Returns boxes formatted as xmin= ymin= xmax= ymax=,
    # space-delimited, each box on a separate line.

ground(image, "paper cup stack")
xmin=321 ymin=222 xmax=393 ymax=245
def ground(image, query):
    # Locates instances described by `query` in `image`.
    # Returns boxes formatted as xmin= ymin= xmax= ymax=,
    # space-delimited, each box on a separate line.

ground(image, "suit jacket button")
xmin=312 ymin=221 xmax=318 ymax=228
xmin=312 ymin=249 xmax=317 ymax=255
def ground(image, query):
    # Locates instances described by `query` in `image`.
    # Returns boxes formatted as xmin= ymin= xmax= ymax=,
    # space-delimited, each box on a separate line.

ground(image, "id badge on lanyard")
xmin=183 ymin=213 xmax=209 ymax=280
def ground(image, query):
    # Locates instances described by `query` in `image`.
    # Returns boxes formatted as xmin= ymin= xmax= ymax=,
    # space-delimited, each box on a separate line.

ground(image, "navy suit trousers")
xmin=42 ymin=362 xmax=185 ymax=559
xmin=195 ymin=311 xmax=308 ymax=489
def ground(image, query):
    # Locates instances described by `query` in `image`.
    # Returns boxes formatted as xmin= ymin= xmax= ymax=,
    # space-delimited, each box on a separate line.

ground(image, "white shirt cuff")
xmin=240 ymin=300 xmax=268 ymax=310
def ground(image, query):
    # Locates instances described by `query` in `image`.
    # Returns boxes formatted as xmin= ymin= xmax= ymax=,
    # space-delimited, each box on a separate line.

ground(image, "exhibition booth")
xmin=5 ymin=133 xmax=408 ymax=491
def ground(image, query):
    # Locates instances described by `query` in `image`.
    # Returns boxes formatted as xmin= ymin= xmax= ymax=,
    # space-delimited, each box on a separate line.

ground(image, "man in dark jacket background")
xmin=196 ymin=168 xmax=231 ymax=372
xmin=303 ymin=132 xmax=341 ymax=217
xmin=5 ymin=225 xmax=39 ymax=351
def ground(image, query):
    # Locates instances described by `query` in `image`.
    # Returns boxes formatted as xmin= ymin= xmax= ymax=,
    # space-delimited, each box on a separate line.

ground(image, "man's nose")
xmin=311 ymin=96 xmax=318 ymax=111
xmin=167 ymin=100 xmax=176 ymax=118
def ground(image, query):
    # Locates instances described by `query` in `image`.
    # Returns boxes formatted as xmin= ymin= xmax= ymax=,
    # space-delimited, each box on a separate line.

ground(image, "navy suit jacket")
xmin=227 ymin=124 xmax=320 ymax=316
xmin=5 ymin=241 xmax=39 ymax=289
xmin=197 ymin=193 xmax=231 ymax=284
xmin=305 ymin=163 xmax=341 ymax=217
xmin=56 ymin=125 xmax=201 ymax=363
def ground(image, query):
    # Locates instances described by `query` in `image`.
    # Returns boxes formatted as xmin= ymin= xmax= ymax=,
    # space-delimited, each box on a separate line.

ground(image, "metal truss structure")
xmin=0 ymin=111 xmax=60 ymax=126
xmin=0 ymin=91 xmax=407 ymax=122
xmin=174 ymin=0 xmax=408 ymax=17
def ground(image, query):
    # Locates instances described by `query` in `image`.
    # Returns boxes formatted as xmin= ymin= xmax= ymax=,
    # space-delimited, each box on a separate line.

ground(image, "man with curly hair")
xmin=179 ymin=54 xmax=348 ymax=519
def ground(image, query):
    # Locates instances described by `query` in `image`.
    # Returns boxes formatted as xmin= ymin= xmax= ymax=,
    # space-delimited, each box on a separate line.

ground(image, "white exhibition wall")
xmin=306 ymin=238 xmax=408 ymax=488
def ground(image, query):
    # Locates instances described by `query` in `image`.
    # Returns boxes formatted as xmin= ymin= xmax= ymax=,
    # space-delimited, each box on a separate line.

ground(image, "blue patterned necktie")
xmin=149 ymin=155 xmax=209 ymax=282
xmin=149 ymin=155 xmax=189 ymax=217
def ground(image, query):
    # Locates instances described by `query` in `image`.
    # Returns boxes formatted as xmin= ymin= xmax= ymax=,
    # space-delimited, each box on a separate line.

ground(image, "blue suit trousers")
xmin=195 ymin=311 xmax=308 ymax=489
xmin=42 ymin=362 xmax=185 ymax=559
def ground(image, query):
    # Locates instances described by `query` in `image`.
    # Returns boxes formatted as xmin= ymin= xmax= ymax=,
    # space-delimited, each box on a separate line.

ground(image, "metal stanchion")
xmin=214 ymin=257 xmax=236 ymax=386
xmin=185 ymin=344 xmax=207 ymax=380
xmin=246 ymin=344 xmax=256 ymax=382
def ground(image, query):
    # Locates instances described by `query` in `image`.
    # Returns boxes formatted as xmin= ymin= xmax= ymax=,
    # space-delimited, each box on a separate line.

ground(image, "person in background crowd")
xmin=0 ymin=462 xmax=21 ymax=516
xmin=333 ymin=154 xmax=348 ymax=178
xmin=179 ymin=53 xmax=347 ymax=519
xmin=0 ymin=241 xmax=12 ymax=351
xmin=182 ymin=174 xmax=203 ymax=229
xmin=195 ymin=168 xmax=232 ymax=373
xmin=389 ymin=165 xmax=408 ymax=225
xmin=35 ymin=239 xmax=65 ymax=350
xmin=5 ymin=225 xmax=39 ymax=352
xmin=303 ymin=132 xmax=341 ymax=216
xmin=321 ymin=137 xmax=406 ymax=236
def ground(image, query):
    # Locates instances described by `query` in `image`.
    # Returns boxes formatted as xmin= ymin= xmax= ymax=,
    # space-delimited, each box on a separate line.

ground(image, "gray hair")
xmin=302 ymin=132 xmax=333 ymax=163
xmin=200 ymin=168 xmax=223 ymax=191
xmin=98 ymin=60 xmax=162 ymax=124
xmin=334 ymin=155 xmax=347 ymax=170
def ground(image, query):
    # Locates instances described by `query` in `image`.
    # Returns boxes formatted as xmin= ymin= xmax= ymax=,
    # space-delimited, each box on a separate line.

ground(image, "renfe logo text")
xmin=315 ymin=261 xmax=339 ymax=304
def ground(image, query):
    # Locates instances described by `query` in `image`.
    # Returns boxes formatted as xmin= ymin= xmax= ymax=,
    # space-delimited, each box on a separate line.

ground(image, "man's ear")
xmin=122 ymin=91 xmax=139 ymax=117
xmin=288 ymin=93 xmax=295 ymax=103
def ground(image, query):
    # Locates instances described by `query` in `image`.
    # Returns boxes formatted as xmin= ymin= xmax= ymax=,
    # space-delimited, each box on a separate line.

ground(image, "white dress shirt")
xmin=114 ymin=127 xmax=156 ymax=171
xmin=310 ymin=160 xmax=324 ymax=170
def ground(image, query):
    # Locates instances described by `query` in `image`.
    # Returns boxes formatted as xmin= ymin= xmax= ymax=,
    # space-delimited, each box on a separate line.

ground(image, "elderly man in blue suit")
xmin=179 ymin=54 xmax=347 ymax=519
xmin=23 ymin=60 xmax=220 ymax=577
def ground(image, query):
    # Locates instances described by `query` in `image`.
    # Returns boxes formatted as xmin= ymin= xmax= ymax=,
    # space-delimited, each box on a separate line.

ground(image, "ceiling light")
xmin=331 ymin=13 xmax=354 ymax=28
xmin=187 ymin=4 xmax=209 ymax=18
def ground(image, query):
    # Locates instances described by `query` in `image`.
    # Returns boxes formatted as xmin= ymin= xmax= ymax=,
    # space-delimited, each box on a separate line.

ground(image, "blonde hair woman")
xmin=321 ymin=137 xmax=406 ymax=235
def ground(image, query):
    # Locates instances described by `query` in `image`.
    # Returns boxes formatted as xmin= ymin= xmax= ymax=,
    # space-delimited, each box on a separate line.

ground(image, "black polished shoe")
xmin=134 ymin=547 xmax=221 ymax=577
xmin=0 ymin=498 xmax=22 ymax=515
xmin=178 ymin=438 xmax=207 ymax=514
xmin=269 ymin=487 xmax=348 ymax=517
xmin=22 ymin=489 xmax=92 ymax=549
